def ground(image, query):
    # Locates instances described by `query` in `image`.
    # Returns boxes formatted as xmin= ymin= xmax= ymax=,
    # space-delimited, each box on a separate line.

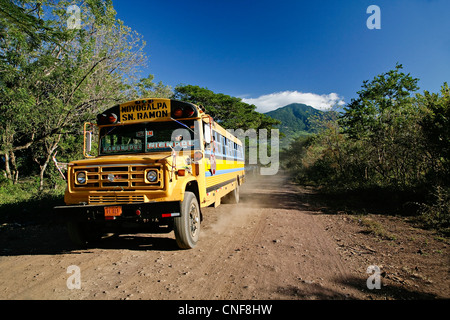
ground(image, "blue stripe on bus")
xmin=205 ymin=167 xmax=244 ymax=177
xmin=204 ymin=151 xmax=245 ymax=162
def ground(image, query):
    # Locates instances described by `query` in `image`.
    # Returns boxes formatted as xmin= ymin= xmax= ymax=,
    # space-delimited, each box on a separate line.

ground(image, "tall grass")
xmin=0 ymin=176 xmax=65 ymax=225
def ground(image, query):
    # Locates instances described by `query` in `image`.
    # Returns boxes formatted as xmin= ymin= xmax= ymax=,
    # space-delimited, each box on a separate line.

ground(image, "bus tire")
xmin=222 ymin=179 xmax=240 ymax=204
xmin=227 ymin=183 xmax=240 ymax=204
xmin=174 ymin=191 xmax=200 ymax=249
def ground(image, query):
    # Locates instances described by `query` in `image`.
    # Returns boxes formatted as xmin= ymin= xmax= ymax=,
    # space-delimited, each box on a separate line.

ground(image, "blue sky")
xmin=113 ymin=0 xmax=450 ymax=112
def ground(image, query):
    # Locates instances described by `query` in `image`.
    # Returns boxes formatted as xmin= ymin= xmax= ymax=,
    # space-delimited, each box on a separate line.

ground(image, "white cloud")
xmin=242 ymin=91 xmax=345 ymax=113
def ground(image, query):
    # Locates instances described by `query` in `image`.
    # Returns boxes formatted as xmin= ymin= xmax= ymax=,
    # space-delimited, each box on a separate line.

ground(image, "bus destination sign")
xmin=120 ymin=99 xmax=170 ymax=122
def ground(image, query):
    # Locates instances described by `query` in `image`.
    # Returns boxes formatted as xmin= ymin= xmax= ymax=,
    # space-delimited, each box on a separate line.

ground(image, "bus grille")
xmin=89 ymin=194 xmax=145 ymax=204
xmin=73 ymin=164 xmax=163 ymax=190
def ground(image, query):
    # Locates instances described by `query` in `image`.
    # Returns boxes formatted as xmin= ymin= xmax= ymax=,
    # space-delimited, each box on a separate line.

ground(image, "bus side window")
xmin=203 ymin=122 xmax=210 ymax=149
xmin=223 ymin=137 xmax=227 ymax=156
xmin=215 ymin=132 xmax=222 ymax=155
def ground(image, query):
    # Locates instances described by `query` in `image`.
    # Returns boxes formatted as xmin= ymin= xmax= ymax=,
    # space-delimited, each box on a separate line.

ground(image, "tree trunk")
xmin=3 ymin=152 xmax=12 ymax=180
xmin=37 ymin=134 xmax=62 ymax=192
xmin=9 ymin=151 xmax=19 ymax=184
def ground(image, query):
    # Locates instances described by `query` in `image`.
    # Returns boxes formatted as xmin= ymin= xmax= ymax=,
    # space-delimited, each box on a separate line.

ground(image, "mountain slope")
xmin=265 ymin=103 xmax=323 ymax=148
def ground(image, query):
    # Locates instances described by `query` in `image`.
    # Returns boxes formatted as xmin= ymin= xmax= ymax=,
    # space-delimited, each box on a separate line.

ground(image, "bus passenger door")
xmin=204 ymin=122 xmax=216 ymax=176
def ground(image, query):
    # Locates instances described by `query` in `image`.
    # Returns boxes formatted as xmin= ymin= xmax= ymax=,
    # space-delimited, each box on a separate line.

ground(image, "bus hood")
xmin=69 ymin=153 xmax=173 ymax=167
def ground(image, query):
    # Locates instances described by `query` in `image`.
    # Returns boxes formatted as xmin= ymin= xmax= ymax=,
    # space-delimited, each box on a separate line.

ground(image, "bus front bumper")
xmin=54 ymin=201 xmax=181 ymax=222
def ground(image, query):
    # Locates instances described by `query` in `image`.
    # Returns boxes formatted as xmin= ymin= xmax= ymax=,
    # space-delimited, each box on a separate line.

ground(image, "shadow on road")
xmin=275 ymin=275 xmax=440 ymax=300
xmin=335 ymin=276 xmax=440 ymax=300
xmin=240 ymin=173 xmax=324 ymax=212
xmin=95 ymin=233 xmax=179 ymax=251
xmin=0 ymin=173 xmax=314 ymax=256
xmin=241 ymin=173 xmax=420 ymax=217
xmin=0 ymin=222 xmax=181 ymax=256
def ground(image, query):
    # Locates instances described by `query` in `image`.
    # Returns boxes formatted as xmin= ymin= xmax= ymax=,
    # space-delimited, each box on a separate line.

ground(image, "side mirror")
xmin=85 ymin=131 xmax=92 ymax=153
xmin=83 ymin=122 xmax=95 ymax=158
xmin=204 ymin=123 xmax=211 ymax=144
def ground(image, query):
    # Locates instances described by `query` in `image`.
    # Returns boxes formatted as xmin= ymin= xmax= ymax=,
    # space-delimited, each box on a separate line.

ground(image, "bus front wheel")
xmin=174 ymin=191 xmax=200 ymax=249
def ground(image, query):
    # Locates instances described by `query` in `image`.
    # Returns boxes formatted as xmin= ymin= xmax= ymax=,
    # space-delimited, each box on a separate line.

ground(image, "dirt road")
xmin=0 ymin=173 xmax=448 ymax=300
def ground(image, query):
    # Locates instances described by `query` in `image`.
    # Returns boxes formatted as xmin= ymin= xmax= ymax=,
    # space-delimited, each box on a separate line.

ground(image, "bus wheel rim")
xmin=189 ymin=203 xmax=199 ymax=238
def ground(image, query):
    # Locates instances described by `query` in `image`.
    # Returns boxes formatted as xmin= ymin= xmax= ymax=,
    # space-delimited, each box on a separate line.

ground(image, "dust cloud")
xmin=202 ymin=175 xmax=271 ymax=237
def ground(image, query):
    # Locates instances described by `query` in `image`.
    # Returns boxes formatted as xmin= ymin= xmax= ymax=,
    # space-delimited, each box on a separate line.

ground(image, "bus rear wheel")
xmin=174 ymin=191 xmax=200 ymax=249
xmin=223 ymin=182 xmax=239 ymax=204
xmin=228 ymin=184 xmax=239 ymax=204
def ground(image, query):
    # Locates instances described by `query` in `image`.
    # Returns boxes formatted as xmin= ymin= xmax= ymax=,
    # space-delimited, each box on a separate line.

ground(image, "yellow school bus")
xmin=55 ymin=98 xmax=245 ymax=249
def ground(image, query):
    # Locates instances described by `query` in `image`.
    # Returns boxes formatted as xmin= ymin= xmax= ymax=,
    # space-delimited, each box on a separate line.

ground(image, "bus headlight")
xmin=76 ymin=172 xmax=86 ymax=184
xmin=146 ymin=170 xmax=157 ymax=183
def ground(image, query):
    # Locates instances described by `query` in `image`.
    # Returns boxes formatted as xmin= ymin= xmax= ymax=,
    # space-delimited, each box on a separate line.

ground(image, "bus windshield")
xmin=99 ymin=120 xmax=200 ymax=155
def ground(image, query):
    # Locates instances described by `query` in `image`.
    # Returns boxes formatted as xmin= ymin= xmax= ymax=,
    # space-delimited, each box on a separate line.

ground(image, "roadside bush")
xmin=418 ymin=186 xmax=450 ymax=236
xmin=281 ymin=66 xmax=449 ymax=236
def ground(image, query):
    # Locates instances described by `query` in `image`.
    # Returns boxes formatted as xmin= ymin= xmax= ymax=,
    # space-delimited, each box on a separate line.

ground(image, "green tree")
xmin=173 ymin=85 xmax=279 ymax=131
xmin=0 ymin=0 xmax=67 ymax=182
xmin=133 ymin=74 xmax=173 ymax=99
xmin=0 ymin=0 xmax=148 ymax=189
xmin=341 ymin=64 xmax=419 ymax=139
xmin=417 ymin=83 xmax=450 ymax=185
xmin=339 ymin=64 xmax=424 ymax=188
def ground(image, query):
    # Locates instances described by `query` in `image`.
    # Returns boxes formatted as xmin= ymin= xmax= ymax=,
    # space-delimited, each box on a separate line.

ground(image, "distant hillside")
xmin=265 ymin=103 xmax=323 ymax=148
